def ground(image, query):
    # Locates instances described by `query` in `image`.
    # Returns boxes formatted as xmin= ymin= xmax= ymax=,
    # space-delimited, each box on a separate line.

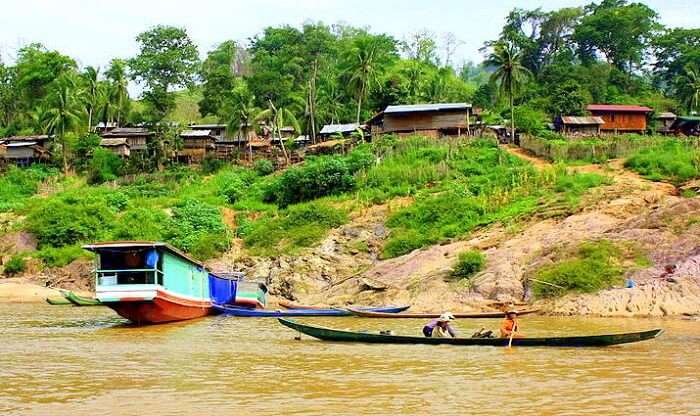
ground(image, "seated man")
xmin=500 ymin=310 xmax=524 ymax=338
xmin=422 ymin=312 xmax=457 ymax=338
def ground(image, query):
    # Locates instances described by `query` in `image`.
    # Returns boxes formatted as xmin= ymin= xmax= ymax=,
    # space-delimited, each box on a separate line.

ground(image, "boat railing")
xmin=96 ymin=269 xmax=164 ymax=286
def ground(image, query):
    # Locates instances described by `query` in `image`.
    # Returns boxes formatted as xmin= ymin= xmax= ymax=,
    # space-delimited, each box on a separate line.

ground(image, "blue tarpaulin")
xmin=208 ymin=273 xmax=237 ymax=305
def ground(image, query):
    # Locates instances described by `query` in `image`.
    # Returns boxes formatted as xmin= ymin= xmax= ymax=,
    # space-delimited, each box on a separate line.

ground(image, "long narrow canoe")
xmin=214 ymin=304 xmax=409 ymax=317
xmin=278 ymin=319 xmax=663 ymax=347
xmin=278 ymin=300 xmax=332 ymax=310
xmin=45 ymin=297 xmax=72 ymax=305
xmin=60 ymin=290 xmax=102 ymax=307
xmin=346 ymin=307 xmax=539 ymax=319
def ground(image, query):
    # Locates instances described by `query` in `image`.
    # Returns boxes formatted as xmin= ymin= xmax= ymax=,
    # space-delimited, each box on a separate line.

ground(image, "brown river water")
xmin=1 ymin=303 xmax=699 ymax=416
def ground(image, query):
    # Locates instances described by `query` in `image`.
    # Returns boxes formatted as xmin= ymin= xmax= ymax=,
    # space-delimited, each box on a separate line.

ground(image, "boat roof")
xmin=82 ymin=241 xmax=205 ymax=268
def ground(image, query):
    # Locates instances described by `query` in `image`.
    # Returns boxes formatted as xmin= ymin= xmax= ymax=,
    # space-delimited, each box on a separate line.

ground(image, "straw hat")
xmin=438 ymin=312 xmax=456 ymax=322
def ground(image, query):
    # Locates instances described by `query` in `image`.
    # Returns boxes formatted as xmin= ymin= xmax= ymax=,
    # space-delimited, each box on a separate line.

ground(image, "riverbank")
xmin=0 ymin=278 xmax=64 ymax=303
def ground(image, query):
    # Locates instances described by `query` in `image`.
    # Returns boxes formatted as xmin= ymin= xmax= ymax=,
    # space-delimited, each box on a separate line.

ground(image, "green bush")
xmin=514 ymin=105 xmax=547 ymax=135
xmin=532 ymin=240 xmax=629 ymax=297
xmin=26 ymin=197 xmax=116 ymax=247
xmin=3 ymin=255 xmax=26 ymax=276
xmin=253 ymin=159 xmax=275 ymax=176
xmin=34 ymin=245 xmax=87 ymax=268
xmin=164 ymin=199 xmax=230 ymax=259
xmin=451 ymin=250 xmax=486 ymax=279
xmin=241 ymin=202 xmax=347 ymax=255
xmin=269 ymin=156 xmax=356 ymax=207
xmin=201 ymin=154 xmax=225 ymax=174
xmin=87 ymin=148 xmax=124 ymax=184
xmin=112 ymin=208 xmax=169 ymax=241
xmin=0 ymin=165 xmax=58 ymax=212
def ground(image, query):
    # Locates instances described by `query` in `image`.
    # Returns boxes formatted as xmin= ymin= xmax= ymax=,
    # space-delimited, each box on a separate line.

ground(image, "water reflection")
xmin=1 ymin=304 xmax=698 ymax=416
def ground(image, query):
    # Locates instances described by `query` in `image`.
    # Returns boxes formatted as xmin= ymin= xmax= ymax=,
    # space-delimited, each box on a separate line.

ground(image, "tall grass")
xmin=624 ymin=140 xmax=700 ymax=185
xmin=520 ymin=134 xmax=675 ymax=163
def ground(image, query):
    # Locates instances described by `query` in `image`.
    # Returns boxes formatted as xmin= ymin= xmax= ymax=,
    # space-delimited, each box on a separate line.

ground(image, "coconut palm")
xmin=343 ymin=36 xmax=385 ymax=123
xmin=45 ymin=74 xmax=85 ymax=174
xmin=105 ymin=59 xmax=129 ymax=126
xmin=82 ymin=66 xmax=99 ymax=132
xmin=677 ymin=63 xmax=700 ymax=114
xmin=226 ymin=95 xmax=258 ymax=162
xmin=486 ymin=42 xmax=532 ymax=140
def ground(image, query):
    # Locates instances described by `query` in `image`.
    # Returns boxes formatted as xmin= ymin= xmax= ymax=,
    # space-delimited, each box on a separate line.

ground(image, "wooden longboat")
xmin=60 ymin=290 xmax=102 ymax=306
xmin=278 ymin=319 xmax=664 ymax=347
xmin=346 ymin=307 xmax=539 ymax=319
xmin=45 ymin=297 xmax=71 ymax=305
xmin=215 ymin=304 xmax=410 ymax=317
xmin=84 ymin=241 xmax=214 ymax=325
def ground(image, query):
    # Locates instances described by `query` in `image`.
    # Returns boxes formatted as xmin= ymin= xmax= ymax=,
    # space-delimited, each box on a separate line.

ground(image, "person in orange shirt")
xmin=500 ymin=310 xmax=524 ymax=338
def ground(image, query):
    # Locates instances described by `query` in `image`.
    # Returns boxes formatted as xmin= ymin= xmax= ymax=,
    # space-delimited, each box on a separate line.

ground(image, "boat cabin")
xmin=84 ymin=241 xmax=209 ymax=304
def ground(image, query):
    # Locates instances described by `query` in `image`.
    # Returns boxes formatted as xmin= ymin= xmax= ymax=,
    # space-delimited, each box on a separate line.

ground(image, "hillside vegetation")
xmin=2 ymin=135 xmax=612 ymax=272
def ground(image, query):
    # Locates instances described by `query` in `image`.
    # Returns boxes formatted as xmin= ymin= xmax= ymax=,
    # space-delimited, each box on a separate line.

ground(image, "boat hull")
xmin=45 ymin=297 xmax=72 ymax=305
xmin=215 ymin=305 xmax=410 ymax=317
xmin=61 ymin=290 xmax=102 ymax=306
xmin=347 ymin=307 xmax=539 ymax=319
xmin=105 ymin=290 xmax=212 ymax=324
xmin=278 ymin=319 xmax=664 ymax=347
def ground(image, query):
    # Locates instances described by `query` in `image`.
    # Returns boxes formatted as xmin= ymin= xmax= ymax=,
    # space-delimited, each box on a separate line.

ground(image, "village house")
xmin=100 ymin=127 xmax=154 ymax=152
xmin=94 ymin=121 xmax=118 ymax=135
xmin=189 ymin=123 xmax=227 ymax=139
xmin=655 ymin=112 xmax=677 ymax=134
xmin=367 ymin=103 xmax=472 ymax=139
xmin=669 ymin=116 xmax=700 ymax=136
xmin=0 ymin=135 xmax=51 ymax=166
xmin=586 ymin=104 xmax=652 ymax=133
xmin=554 ymin=116 xmax=604 ymax=136
xmin=99 ymin=138 xmax=130 ymax=157
xmin=177 ymin=129 xmax=216 ymax=163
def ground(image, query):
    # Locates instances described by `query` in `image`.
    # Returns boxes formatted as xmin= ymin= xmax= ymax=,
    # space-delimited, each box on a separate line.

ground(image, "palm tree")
xmin=343 ymin=36 xmax=385 ymax=123
xmin=486 ymin=42 xmax=531 ymax=141
xmin=226 ymin=95 xmax=258 ymax=162
xmin=45 ymin=74 xmax=85 ymax=174
xmin=256 ymin=101 xmax=300 ymax=165
xmin=677 ymin=63 xmax=700 ymax=114
xmin=105 ymin=59 xmax=129 ymax=126
xmin=83 ymin=66 xmax=99 ymax=133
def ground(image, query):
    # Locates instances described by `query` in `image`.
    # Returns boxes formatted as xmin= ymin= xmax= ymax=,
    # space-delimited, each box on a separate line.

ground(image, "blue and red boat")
xmin=84 ymin=241 xmax=214 ymax=324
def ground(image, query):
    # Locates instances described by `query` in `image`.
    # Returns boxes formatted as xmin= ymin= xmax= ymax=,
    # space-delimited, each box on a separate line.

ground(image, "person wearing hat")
xmin=500 ymin=310 xmax=523 ymax=338
xmin=422 ymin=312 xmax=457 ymax=338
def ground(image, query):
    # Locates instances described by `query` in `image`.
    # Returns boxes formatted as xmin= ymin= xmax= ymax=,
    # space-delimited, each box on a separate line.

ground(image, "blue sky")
xmin=1 ymin=0 xmax=697 ymax=70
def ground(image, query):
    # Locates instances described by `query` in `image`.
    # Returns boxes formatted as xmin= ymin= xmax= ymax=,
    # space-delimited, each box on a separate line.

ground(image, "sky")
xmin=1 ymin=0 xmax=698 ymax=71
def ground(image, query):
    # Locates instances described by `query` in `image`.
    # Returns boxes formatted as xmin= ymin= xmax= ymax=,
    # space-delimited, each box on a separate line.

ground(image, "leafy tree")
xmin=129 ymin=26 xmax=199 ymax=121
xmin=45 ymin=74 xmax=84 ymax=174
xmin=199 ymin=40 xmax=239 ymax=118
xmin=0 ymin=62 xmax=21 ymax=129
xmin=486 ymin=42 xmax=532 ymax=138
xmin=548 ymin=80 xmax=588 ymax=116
xmin=15 ymin=43 xmax=76 ymax=108
xmin=574 ymin=0 xmax=660 ymax=72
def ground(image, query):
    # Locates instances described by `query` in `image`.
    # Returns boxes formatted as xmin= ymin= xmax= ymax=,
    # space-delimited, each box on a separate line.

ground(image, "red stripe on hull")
xmin=106 ymin=290 xmax=212 ymax=325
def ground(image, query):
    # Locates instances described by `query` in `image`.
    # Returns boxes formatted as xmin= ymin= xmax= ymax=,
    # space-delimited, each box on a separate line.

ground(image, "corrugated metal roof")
xmin=384 ymin=103 xmax=471 ymax=114
xmin=100 ymin=138 xmax=129 ymax=147
xmin=587 ymin=104 xmax=652 ymax=113
xmin=189 ymin=124 xmax=226 ymax=129
xmin=560 ymin=116 xmax=605 ymax=125
xmin=320 ymin=123 xmax=360 ymax=134
xmin=5 ymin=141 xmax=37 ymax=147
xmin=180 ymin=130 xmax=213 ymax=137
xmin=656 ymin=112 xmax=677 ymax=119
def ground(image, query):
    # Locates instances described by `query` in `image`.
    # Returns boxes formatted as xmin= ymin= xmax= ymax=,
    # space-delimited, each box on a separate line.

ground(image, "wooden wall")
xmin=383 ymin=110 xmax=467 ymax=133
xmin=590 ymin=111 xmax=647 ymax=131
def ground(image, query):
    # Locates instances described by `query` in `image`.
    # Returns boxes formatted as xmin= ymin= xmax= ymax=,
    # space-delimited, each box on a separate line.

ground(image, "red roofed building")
xmin=586 ymin=104 xmax=652 ymax=133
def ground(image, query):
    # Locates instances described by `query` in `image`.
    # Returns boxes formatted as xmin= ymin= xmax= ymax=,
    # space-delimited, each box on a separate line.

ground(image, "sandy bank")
xmin=0 ymin=278 xmax=64 ymax=303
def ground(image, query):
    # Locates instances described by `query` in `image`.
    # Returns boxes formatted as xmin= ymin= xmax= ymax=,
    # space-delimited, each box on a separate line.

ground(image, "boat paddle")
xmin=508 ymin=321 xmax=517 ymax=348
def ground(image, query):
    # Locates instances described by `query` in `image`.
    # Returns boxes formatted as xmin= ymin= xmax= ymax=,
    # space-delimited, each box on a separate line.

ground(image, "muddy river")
xmin=1 ymin=304 xmax=699 ymax=415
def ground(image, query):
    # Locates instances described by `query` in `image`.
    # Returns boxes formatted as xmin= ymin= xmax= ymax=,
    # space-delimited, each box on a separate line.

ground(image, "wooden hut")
xmin=101 ymin=127 xmax=154 ymax=151
xmin=367 ymin=103 xmax=472 ymax=139
xmin=0 ymin=135 xmax=51 ymax=166
xmin=189 ymin=123 xmax=227 ymax=139
xmin=655 ymin=112 xmax=677 ymax=134
xmin=586 ymin=104 xmax=652 ymax=133
xmin=178 ymin=130 xmax=216 ymax=163
xmin=99 ymin=138 xmax=131 ymax=157
xmin=555 ymin=116 xmax=604 ymax=136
